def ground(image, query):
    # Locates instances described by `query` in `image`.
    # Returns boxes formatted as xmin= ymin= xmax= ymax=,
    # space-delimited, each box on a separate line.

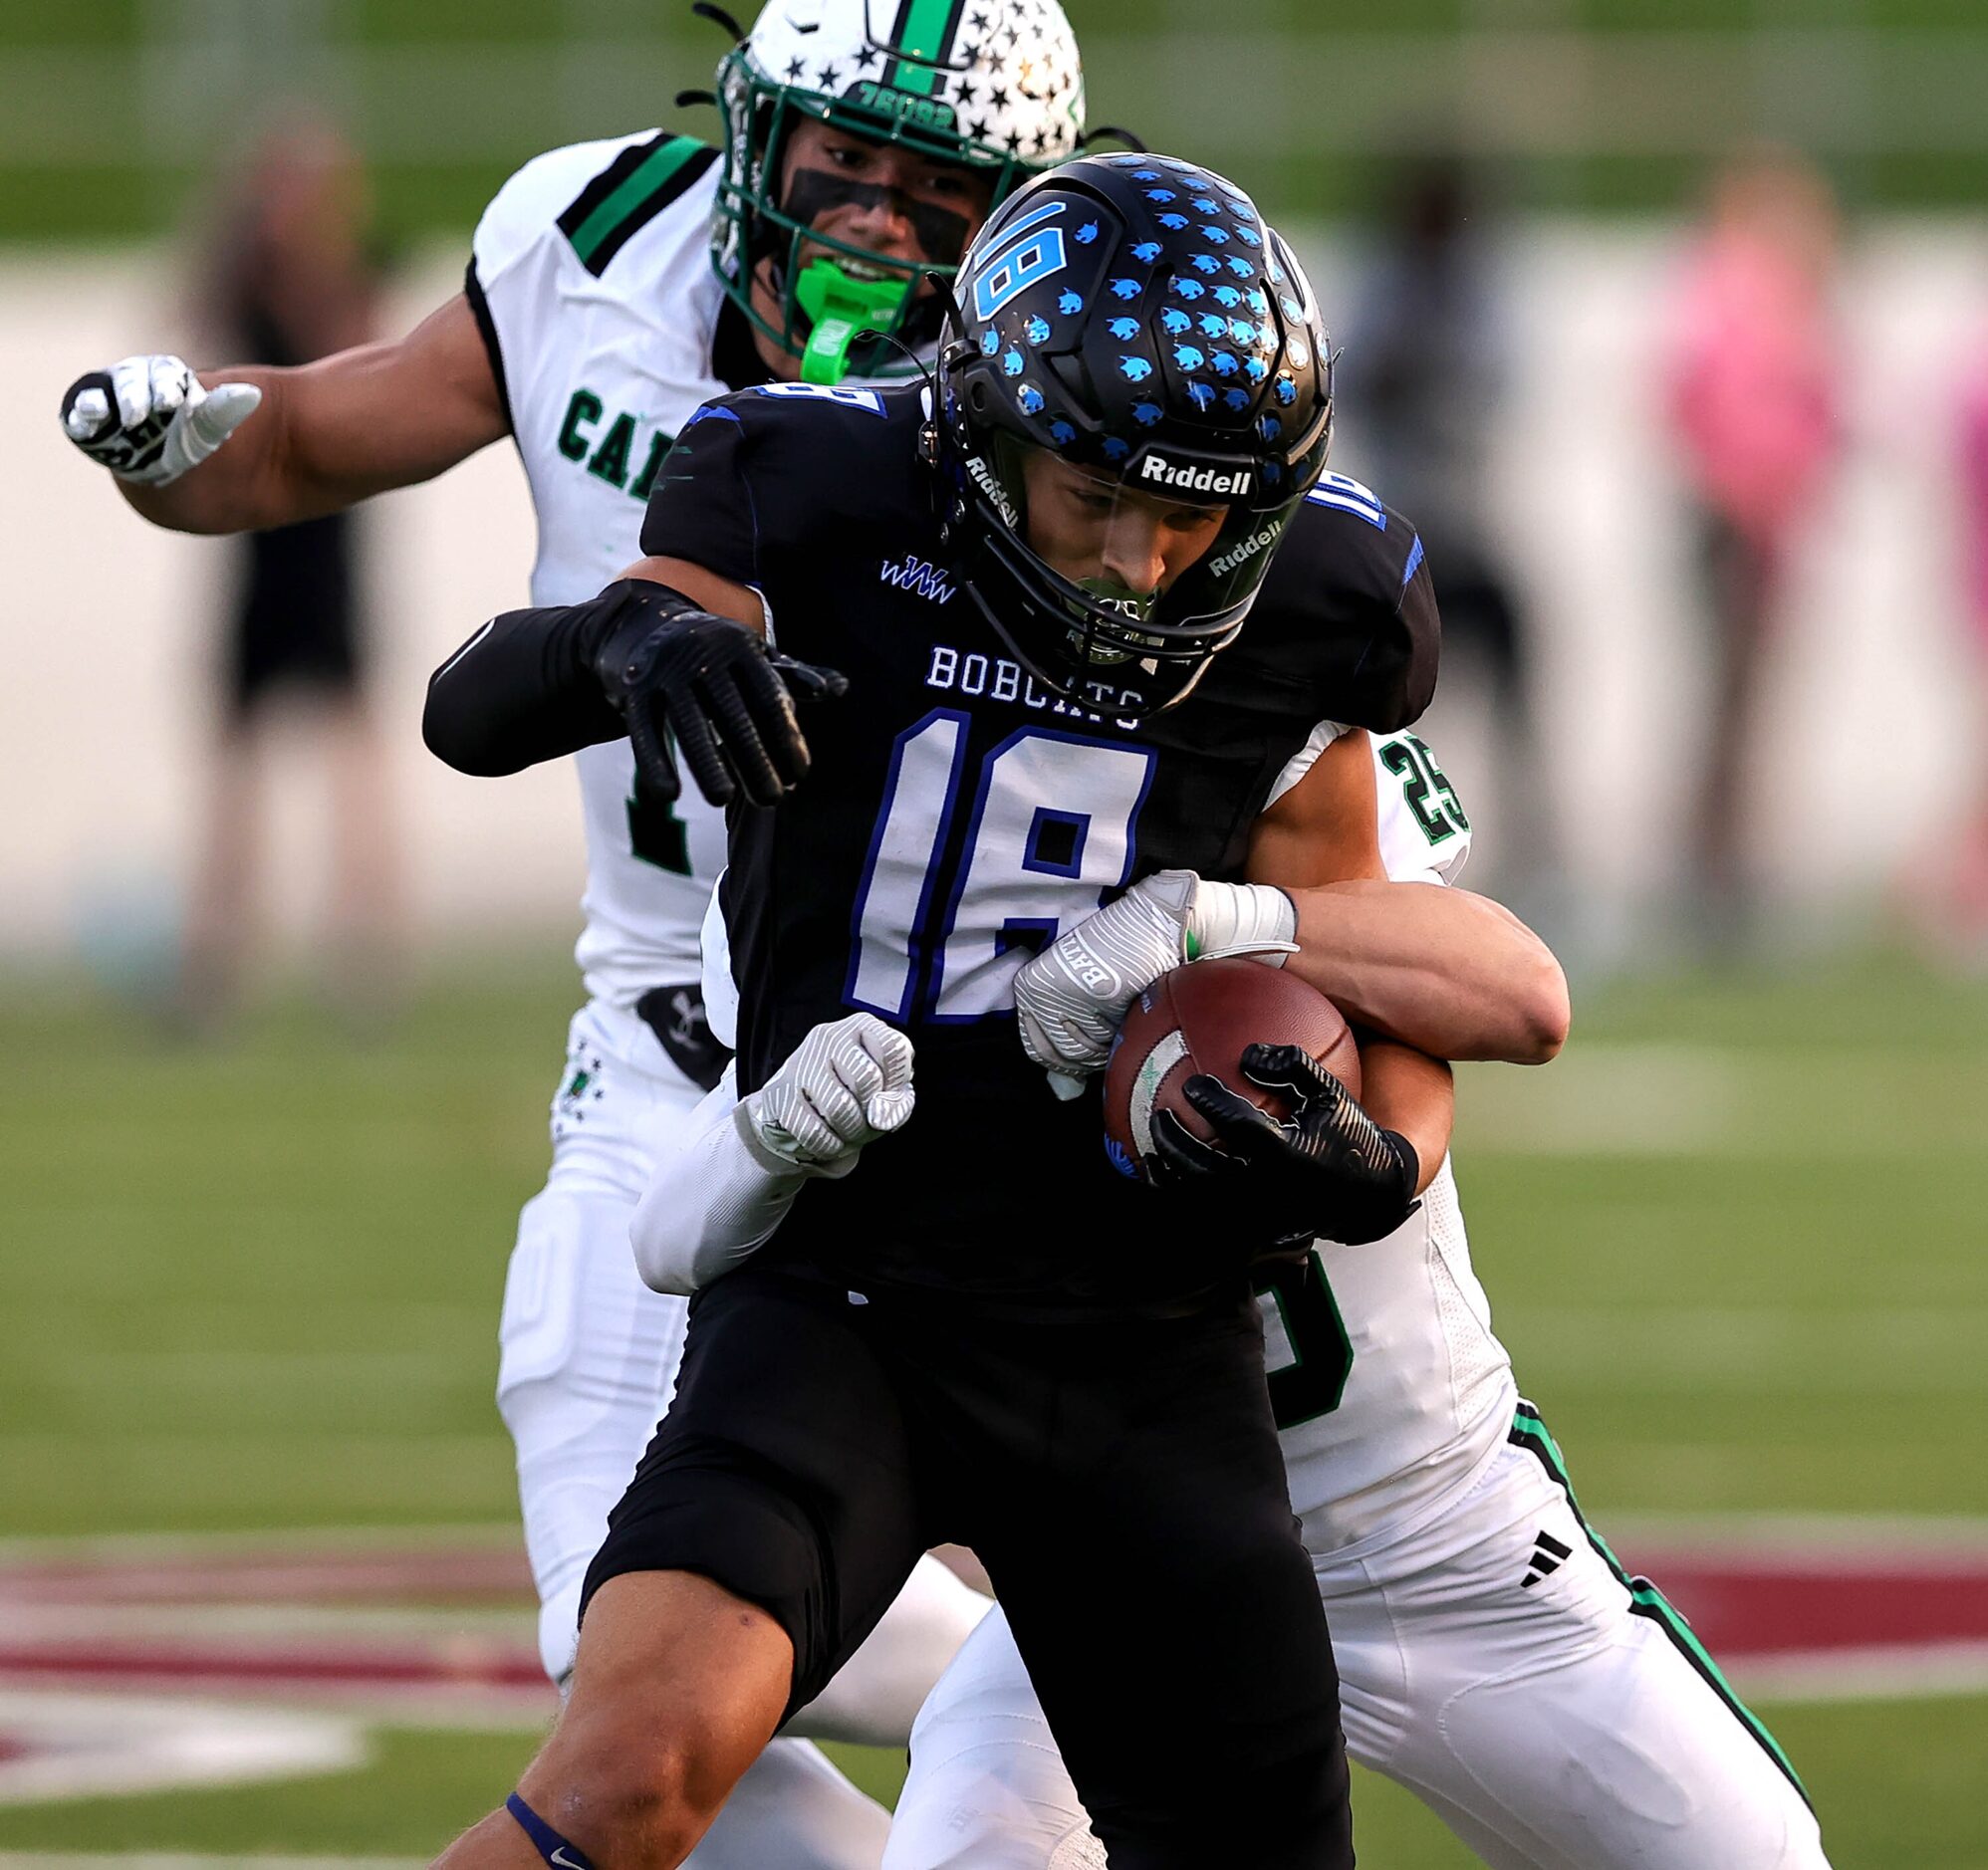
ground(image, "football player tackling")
xmin=422 ymin=154 xmax=1568 ymax=1870
xmin=871 ymin=731 xmax=1831 ymax=1870
xmin=59 ymin=5 xmax=1095 ymax=1861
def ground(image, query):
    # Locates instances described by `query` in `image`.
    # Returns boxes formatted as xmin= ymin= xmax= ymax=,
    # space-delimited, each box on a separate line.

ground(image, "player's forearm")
xmin=115 ymin=364 xmax=295 ymax=533
xmin=422 ymin=585 xmax=636 ymax=776
xmin=1286 ymin=881 xmax=1569 ymax=1066
xmin=1354 ymin=1038 xmax=1453 ymax=1194
xmin=631 ymin=1080 xmax=809 ymax=1294
xmin=120 ymin=300 xmax=505 ymax=534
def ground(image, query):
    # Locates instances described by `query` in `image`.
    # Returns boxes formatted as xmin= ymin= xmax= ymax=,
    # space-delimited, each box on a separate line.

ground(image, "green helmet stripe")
xmin=886 ymin=0 xmax=968 ymax=96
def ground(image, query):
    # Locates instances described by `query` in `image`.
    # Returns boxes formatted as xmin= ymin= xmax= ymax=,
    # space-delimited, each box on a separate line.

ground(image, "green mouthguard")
xmin=794 ymin=260 xmax=911 ymax=385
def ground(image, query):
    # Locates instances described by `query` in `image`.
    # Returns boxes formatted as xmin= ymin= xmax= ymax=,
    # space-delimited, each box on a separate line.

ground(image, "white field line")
xmin=1732 ymin=1641 xmax=1988 ymax=1704
xmin=0 ymin=1693 xmax=365 ymax=1806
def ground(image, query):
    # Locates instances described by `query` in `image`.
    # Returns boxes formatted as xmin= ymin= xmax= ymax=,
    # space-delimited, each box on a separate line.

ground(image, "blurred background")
xmin=3 ymin=1 xmax=1987 ymax=1865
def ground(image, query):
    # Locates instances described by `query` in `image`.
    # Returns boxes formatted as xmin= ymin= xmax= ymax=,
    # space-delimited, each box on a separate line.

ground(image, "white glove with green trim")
xmin=60 ymin=354 xmax=262 ymax=486
xmin=1012 ymin=870 xmax=1299 ymax=1095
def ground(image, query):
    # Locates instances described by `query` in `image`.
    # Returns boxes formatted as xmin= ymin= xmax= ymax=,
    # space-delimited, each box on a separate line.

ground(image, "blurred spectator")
xmin=1911 ymin=338 xmax=1988 ymax=952
xmin=1664 ymin=147 xmax=1842 ymax=949
xmin=1341 ymin=154 xmax=1555 ymax=906
xmin=179 ymin=116 xmax=403 ymax=1030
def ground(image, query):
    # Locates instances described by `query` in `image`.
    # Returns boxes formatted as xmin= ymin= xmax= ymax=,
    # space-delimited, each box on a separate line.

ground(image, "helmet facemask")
xmin=710 ymin=1 xmax=1085 ymax=382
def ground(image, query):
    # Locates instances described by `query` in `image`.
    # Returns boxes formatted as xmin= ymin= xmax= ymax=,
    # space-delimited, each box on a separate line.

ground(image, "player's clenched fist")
xmin=59 ymin=354 xmax=262 ymax=485
xmin=745 ymin=1012 xmax=915 ymax=1173
xmin=1012 ymin=871 xmax=1300 ymax=1090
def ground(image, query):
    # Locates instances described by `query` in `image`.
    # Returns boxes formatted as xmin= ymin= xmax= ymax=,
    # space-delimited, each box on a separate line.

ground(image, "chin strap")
xmin=794 ymin=259 xmax=911 ymax=383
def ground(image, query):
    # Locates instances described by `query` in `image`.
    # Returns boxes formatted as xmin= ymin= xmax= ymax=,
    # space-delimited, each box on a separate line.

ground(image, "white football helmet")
xmin=710 ymin=0 xmax=1086 ymax=376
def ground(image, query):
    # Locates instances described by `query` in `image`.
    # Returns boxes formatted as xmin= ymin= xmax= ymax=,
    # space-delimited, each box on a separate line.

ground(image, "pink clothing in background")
xmin=1959 ymin=351 xmax=1988 ymax=646
xmin=1666 ymin=229 xmax=1839 ymax=551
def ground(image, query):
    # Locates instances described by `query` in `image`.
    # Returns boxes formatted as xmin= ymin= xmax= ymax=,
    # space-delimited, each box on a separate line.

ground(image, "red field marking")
xmin=0 ymin=1533 xmax=1982 ymax=1706
xmin=0 ymin=1546 xmax=532 ymax=1608
xmin=1623 ymin=1541 xmax=1988 ymax=1662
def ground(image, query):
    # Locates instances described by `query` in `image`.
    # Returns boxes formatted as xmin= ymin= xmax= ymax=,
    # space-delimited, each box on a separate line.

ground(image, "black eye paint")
xmin=781 ymin=166 xmax=971 ymax=268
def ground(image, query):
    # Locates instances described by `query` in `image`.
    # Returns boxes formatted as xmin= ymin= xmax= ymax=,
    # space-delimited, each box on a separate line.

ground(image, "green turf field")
xmin=2 ymin=953 xmax=1985 ymax=1865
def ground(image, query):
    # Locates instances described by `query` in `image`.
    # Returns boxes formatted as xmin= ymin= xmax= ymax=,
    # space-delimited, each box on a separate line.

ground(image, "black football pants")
xmin=585 ymin=1260 xmax=1352 ymax=1869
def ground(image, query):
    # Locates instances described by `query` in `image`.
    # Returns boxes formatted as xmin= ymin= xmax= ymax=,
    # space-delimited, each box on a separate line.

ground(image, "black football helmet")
xmin=936 ymin=151 xmax=1333 ymax=716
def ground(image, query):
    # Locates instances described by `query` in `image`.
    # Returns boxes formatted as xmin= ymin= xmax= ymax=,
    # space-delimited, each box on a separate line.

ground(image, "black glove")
xmin=592 ymin=582 xmax=847 ymax=809
xmin=1151 ymin=1043 xmax=1421 ymax=1247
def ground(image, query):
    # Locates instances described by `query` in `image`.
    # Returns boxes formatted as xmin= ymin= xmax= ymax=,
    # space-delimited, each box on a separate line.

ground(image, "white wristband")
xmin=1186 ymin=881 xmax=1299 ymax=965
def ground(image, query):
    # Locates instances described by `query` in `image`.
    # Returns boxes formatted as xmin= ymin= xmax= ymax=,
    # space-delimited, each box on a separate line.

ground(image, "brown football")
xmin=1103 ymin=957 xmax=1361 ymax=1184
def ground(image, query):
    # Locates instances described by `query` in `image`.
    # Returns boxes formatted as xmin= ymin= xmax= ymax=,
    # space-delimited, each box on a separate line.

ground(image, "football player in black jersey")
xmin=426 ymin=154 xmax=1568 ymax=1870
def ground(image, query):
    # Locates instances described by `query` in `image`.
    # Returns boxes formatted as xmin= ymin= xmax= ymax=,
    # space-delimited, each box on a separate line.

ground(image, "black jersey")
xmin=640 ymin=381 xmax=1437 ymax=1314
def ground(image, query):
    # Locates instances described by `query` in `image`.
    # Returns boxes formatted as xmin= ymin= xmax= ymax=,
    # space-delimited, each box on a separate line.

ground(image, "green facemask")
xmin=794 ymin=260 xmax=912 ymax=385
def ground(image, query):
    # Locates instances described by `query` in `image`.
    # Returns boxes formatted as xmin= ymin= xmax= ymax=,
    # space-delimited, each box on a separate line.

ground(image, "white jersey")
xmin=471 ymin=130 xmax=737 ymax=1007
xmin=1262 ymin=726 xmax=1518 ymax=1562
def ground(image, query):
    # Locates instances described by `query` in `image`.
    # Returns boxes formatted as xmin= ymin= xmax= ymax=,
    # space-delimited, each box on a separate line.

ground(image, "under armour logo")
xmin=1521 ymin=1528 xmax=1573 ymax=1588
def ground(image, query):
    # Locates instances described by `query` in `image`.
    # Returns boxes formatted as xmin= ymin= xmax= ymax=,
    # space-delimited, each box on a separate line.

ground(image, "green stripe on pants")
xmin=1508 ymin=1405 xmax=1810 ymax=1805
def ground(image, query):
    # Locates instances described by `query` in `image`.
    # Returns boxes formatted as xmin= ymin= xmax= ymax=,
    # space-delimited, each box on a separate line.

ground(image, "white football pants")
xmin=886 ymin=1429 xmax=1828 ymax=1870
xmin=498 ymin=1000 xmax=993 ymax=1870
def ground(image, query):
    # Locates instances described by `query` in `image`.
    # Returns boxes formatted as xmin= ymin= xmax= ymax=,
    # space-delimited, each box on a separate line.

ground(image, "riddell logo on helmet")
xmin=964 ymin=453 xmax=1020 ymax=529
xmin=1139 ymin=454 xmax=1253 ymax=497
xmin=1209 ymin=521 xmax=1284 ymax=579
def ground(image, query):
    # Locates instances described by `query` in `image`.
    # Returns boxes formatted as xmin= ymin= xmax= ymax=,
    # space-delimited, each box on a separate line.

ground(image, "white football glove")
xmin=744 ymin=1011 xmax=916 ymax=1174
xmin=59 ymin=354 xmax=262 ymax=486
xmin=1013 ymin=870 xmax=1299 ymax=1095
